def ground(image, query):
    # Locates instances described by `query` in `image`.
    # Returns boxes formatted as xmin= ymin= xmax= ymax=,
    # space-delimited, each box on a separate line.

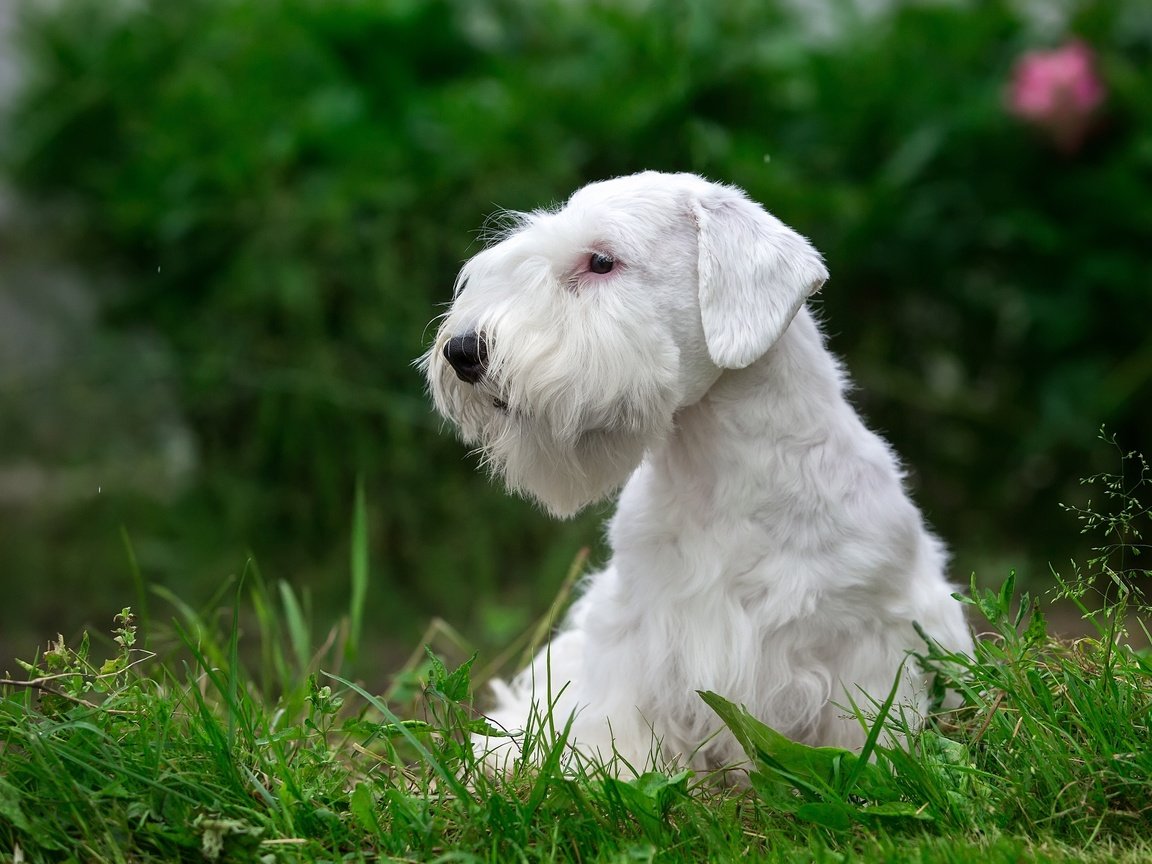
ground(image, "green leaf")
xmin=344 ymin=717 xmax=435 ymax=739
xmin=857 ymin=801 xmax=933 ymax=822
xmin=603 ymin=771 xmax=690 ymax=841
xmin=424 ymin=647 xmax=449 ymax=690
xmin=748 ymin=771 xmax=801 ymax=810
xmin=699 ymin=690 xmax=854 ymax=797
xmin=629 ymin=769 xmax=692 ymax=801
xmin=1024 ymin=607 xmax=1048 ymax=644
xmin=0 ymin=776 xmax=30 ymax=832
xmin=701 ymin=689 xmax=929 ymax=829
xmin=425 ymin=648 xmax=476 ymax=703
xmin=98 ymin=656 xmax=127 ymax=677
xmin=349 ymin=782 xmax=381 ymax=834
xmin=795 ymin=801 xmax=855 ymax=831
xmin=463 ymin=716 xmax=511 ymax=737
xmin=998 ymin=570 xmax=1016 ymax=615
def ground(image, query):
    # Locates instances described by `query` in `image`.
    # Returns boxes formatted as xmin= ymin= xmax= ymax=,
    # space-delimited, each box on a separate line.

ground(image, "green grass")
xmin=2 ymin=446 xmax=1150 ymax=862
xmin=2 ymin=581 xmax=1148 ymax=863
xmin=2 ymin=581 xmax=1148 ymax=864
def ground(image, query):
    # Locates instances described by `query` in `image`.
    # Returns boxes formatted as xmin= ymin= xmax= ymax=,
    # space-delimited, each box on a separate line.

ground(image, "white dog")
xmin=423 ymin=171 xmax=972 ymax=773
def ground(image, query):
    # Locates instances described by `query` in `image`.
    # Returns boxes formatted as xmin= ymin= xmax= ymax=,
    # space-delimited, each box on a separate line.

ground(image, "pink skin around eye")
xmin=563 ymin=249 xmax=622 ymax=291
xmin=572 ymin=251 xmax=619 ymax=283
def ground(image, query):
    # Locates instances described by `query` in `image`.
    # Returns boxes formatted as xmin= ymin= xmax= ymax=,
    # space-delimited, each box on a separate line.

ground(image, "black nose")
xmin=443 ymin=331 xmax=489 ymax=384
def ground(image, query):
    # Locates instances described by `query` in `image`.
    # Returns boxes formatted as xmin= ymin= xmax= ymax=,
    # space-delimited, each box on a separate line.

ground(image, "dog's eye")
xmin=589 ymin=253 xmax=615 ymax=274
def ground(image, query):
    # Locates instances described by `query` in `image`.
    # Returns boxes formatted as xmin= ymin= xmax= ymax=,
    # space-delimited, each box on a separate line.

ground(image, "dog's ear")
xmin=692 ymin=188 xmax=828 ymax=370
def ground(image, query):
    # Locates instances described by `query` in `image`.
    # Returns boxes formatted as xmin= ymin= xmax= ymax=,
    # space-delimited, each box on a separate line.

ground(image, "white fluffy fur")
xmin=423 ymin=171 xmax=973 ymax=773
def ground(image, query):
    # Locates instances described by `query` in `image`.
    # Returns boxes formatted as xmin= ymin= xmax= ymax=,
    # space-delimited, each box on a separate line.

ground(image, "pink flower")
xmin=1008 ymin=40 xmax=1105 ymax=152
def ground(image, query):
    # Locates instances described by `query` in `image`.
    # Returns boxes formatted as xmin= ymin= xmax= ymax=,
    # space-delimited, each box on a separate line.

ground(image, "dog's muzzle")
xmin=443 ymin=331 xmax=489 ymax=384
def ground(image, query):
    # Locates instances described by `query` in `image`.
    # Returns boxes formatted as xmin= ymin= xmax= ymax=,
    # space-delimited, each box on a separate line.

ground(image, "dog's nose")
xmin=443 ymin=331 xmax=489 ymax=384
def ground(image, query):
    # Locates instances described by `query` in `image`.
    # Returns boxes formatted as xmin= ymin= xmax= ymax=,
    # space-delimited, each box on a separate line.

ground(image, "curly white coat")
xmin=424 ymin=171 xmax=972 ymax=772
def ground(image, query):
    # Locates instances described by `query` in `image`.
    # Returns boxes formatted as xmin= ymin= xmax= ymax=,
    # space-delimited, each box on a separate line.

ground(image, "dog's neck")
xmin=645 ymin=308 xmax=860 ymax=516
xmin=617 ymin=308 xmax=884 ymax=541
xmin=606 ymin=305 xmax=896 ymax=610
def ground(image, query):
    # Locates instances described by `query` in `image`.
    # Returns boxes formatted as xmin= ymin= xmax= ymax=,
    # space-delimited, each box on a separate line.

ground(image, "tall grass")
xmin=1 ymin=444 xmax=1149 ymax=862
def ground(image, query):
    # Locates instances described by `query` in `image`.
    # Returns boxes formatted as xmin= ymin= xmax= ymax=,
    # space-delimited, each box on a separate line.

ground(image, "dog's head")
xmin=422 ymin=171 xmax=828 ymax=516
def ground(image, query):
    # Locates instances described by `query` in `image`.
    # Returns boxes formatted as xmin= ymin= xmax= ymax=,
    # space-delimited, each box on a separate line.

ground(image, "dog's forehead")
xmin=565 ymin=171 xmax=712 ymax=214
xmin=516 ymin=172 xmax=714 ymax=252
xmin=462 ymin=173 xmax=721 ymax=281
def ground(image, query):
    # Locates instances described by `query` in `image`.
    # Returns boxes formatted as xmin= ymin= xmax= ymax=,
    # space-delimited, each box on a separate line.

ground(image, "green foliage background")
xmin=2 ymin=0 xmax=1150 ymax=656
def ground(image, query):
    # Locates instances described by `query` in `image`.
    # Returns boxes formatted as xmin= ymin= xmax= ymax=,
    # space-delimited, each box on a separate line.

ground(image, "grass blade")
xmin=323 ymin=671 xmax=472 ymax=802
xmin=346 ymin=479 xmax=370 ymax=665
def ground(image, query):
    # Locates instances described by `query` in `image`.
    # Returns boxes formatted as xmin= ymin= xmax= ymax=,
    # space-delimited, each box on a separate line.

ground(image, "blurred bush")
xmin=3 ymin=0 xmax=1150 ymax=649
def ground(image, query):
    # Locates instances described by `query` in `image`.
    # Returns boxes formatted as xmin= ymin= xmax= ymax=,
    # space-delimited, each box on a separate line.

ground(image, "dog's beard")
xmin=429 ymin=365 xmax=666 ymax=518
xmin=425 ymin=306 xmax=683 ymax=517
xmin=484 ymin=421 xmax=647 ymax=517
xmin=455 ymin=395 xmax=654 ymax=517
